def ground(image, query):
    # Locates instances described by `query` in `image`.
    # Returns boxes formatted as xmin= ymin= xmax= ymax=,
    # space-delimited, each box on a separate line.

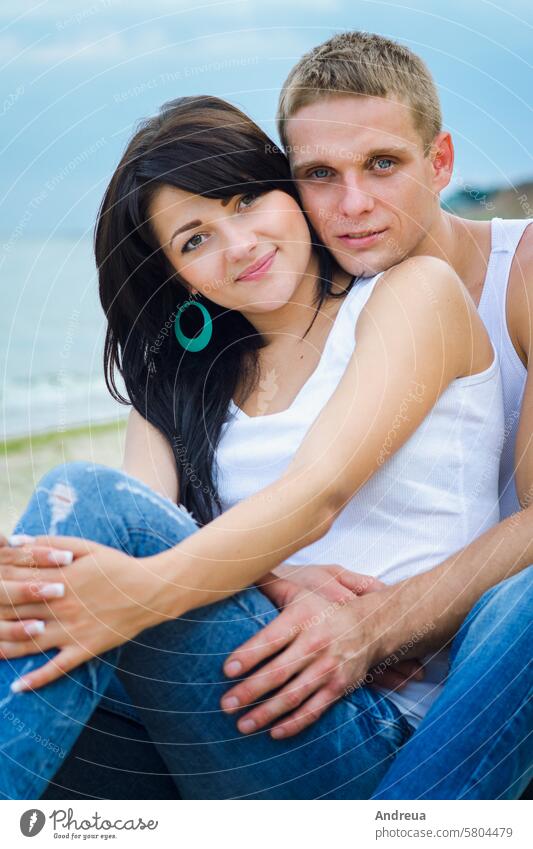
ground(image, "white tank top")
xmin=215 ymin=271 xmax=504 ymax=728
xmin=477 ymin=218 xmax=530 ymax=519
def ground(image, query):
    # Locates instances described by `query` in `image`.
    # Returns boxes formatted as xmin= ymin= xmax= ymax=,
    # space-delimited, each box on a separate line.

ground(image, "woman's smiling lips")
xmin=337 ymin=229 xmax=387 ymax=248
xmin=236 ymin=248 xmax=278 ymax=282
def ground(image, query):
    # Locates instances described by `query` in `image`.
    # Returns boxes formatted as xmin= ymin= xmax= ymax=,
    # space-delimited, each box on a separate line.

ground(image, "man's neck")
xmin=409 ymin=211 xmax=493 ymax=306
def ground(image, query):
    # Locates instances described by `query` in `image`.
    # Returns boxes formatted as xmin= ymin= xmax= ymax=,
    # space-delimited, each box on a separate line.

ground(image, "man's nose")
xmin=337 ymin=178 xmax=375 ymax=221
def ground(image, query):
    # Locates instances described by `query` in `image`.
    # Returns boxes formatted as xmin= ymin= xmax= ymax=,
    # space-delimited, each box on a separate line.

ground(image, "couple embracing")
xmin=1 ymin=31 xmax=531 ymax=800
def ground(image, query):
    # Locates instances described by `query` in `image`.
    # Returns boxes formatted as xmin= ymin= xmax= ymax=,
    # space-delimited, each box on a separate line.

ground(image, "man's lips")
xmin=236 ymin=248 xmax=278 ymax=282
xmin=337 ymin=228 xmax=387 ymax=247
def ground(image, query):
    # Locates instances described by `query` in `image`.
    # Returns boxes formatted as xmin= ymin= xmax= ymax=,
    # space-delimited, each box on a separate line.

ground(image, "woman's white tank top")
xmin=215 ymin=271 xmax=504 ymax=728
xmin=477 ymin=218 xmax=530 ymax=519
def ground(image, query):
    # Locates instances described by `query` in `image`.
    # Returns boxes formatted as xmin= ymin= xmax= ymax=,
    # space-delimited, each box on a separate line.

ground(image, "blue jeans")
xmin=0 ymin=462 xmax=531 ymax=799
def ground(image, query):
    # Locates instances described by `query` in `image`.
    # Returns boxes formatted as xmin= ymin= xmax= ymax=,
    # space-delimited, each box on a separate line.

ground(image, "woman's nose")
xmin=224 ymin=226 xmax=259 ymax=265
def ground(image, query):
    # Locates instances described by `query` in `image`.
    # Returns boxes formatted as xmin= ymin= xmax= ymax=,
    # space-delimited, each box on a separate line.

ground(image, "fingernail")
xmin=221 ymin=696 xmax=240 ymax=711
xmin=238 ymin=719 xmax=256 ymax=734
xmin=10 ymin=678 xmax=30 ymax=693
xmin=47 ymin=550 xmax=73 ymax=566
xmin=38 ymin=583 xmax=65 ymax=599
xmin=224 ymin=660 xmax=242 ymax=677
xmin=271 ymin=727 xmax=286 ymax=739
xmin=22 ymin=620 xmax=46 ymax=636
xmin=8 ymin=534 xmax=35 ymax=547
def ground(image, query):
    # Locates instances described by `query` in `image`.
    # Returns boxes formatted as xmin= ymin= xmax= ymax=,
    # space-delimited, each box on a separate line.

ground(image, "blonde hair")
xmin=277 ymin=31 xmax=442 ymax=153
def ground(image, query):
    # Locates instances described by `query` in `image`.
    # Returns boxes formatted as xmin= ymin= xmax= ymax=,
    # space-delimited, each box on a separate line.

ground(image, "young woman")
xmin=0 ymin=96 xmax=505 ymax=799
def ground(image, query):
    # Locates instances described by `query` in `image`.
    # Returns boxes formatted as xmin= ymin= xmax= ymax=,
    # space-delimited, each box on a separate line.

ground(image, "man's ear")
xmin=428 ymin=131 xmax=454 ymax=193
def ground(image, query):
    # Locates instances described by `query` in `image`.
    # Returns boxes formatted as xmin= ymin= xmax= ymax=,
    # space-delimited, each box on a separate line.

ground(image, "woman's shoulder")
xmin=365 ymin=255 xmax=470 ymax=326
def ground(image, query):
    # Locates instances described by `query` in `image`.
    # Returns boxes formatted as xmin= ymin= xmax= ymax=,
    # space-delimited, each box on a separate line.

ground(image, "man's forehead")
xmin=285 ymin=95 xmax=421 ymax=166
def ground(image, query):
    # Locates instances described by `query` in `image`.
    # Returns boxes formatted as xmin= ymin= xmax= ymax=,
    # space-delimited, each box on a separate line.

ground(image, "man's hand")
xmin=257 ymin=563 xmax=424 ymax=694
xmin=220 ymin=585 xmax=421 ymax=740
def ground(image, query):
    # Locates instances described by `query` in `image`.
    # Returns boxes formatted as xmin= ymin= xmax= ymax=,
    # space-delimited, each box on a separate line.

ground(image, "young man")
xmin=215 ymin=30 xmax=533 ymax=798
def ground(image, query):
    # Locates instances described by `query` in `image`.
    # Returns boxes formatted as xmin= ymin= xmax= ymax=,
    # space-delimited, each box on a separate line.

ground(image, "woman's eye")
xmin=182 ymin=233 xmax=207 ymax=253
xmin=238 ymin=193 xmax=259 ymax=210
xmin=309 ymin=168 xmax=331 ymax=179
xmin=372 ymin=158 xmax=395 ymax=172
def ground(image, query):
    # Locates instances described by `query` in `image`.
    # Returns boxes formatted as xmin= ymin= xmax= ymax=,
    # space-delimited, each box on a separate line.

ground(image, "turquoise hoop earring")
xmin=174 ymin=298 xmax=213 ymax=352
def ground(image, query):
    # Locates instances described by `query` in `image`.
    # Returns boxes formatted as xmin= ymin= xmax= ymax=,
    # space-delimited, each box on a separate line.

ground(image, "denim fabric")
xmin=0 ymin=462 xmax=530 ymax=799
xmin=0 ymin=462 xmax=412 ymax=799
xmin=372 ymin=566 xmax=533 ymax=799
xmin=41 ymin=704 xmax=179 ymax=800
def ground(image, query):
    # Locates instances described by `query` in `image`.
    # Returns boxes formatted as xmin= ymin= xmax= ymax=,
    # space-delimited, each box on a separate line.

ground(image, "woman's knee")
xmin=35 ymin=461 xmax=120 ymax=497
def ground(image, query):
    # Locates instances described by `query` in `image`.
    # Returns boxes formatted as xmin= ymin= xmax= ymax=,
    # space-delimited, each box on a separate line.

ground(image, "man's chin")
xmin=328 ymin=247 xmax=392 ymax=279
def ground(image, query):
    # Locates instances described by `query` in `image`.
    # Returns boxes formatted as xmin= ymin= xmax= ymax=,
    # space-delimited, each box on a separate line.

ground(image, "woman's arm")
xmin=152 ymin=256 xmax=483 ymax=618
xmin=122 ymin=408 xmax=179 ymax=502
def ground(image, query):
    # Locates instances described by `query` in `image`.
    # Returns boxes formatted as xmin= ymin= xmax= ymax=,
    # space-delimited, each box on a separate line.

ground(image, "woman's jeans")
xmin=0 ymin=462 xmax=531 ymax=799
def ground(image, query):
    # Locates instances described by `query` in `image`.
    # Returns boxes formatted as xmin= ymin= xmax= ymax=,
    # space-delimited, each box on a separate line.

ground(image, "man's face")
xmin=286 ymin=95 xmax=450 ymax=277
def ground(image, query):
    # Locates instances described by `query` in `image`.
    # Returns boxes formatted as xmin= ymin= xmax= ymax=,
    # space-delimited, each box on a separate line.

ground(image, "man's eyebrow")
xmin=292 ymin=145 xmax=411 ymax=175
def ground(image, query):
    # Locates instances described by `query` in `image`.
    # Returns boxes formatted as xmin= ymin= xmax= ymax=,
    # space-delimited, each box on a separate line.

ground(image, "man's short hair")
xmin=277 ymin=31 xmax=442 ymax=153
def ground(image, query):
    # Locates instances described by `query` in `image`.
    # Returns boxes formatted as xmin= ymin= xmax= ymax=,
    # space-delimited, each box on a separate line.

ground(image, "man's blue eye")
xmin=374 ymin=158 xmax=394 ymax=171
xmin=310 ymin=168 xmax=330 ymax=179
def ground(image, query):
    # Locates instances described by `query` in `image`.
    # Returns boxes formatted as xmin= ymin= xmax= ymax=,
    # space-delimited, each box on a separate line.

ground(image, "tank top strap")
xmin=490 ymin=217 xmax=531 ymax=254
xmin=480 ymin=218 xmax=531 ymax=317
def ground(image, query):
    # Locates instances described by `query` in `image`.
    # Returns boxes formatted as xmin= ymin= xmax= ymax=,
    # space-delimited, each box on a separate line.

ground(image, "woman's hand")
xmin=220 ymin=585 xmax=422 ymax=739
xmin=257 ymin=563 xmax=384 ymax=607
xmin=0 ymin=534 xmax=162 ymax=692
xmin=0 ymin=533 xmax=79 ymax=643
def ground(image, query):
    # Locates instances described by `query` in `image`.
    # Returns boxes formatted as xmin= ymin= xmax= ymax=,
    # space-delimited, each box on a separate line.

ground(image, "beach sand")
xmin=0 ymin=419 xmax=127 ymax=533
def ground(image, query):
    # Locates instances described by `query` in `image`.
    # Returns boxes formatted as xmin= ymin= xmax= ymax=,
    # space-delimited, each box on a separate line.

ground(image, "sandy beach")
xmin=0 ymin=419 xmax=127 ymax=534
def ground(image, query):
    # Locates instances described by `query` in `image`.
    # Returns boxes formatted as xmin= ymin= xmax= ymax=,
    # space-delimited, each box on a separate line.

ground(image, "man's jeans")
xmin=0 ymin=462 xmax=531 ymax=799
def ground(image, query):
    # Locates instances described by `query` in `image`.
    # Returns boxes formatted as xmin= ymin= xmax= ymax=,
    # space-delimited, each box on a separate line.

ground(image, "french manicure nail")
xmin=238 ymin=719 xmax=256 ymax=734
xmin=8 ymin=534 xmax=35 ymax=547
xmin=225 ymin=661 xmax=242 ymax=677
xmin=47 ymin=550 xmax=73 ymax=566
xmin=221 ymin=696 xmax=240 ymax=711
xmin=10 ymin=678 xmax=29 ymax=693
xmin=39 ymin=583 xmax=65 ymax=599
xmin=22 ymin=620 xmax=46 ymax=636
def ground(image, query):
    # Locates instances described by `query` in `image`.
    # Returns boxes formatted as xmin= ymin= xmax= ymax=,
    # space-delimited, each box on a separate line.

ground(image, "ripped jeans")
xmin=1 ymin=462 xmax=532 ymax=799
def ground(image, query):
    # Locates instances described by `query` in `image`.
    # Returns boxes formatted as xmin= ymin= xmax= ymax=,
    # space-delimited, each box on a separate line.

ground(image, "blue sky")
xmin=1 ymin=0 xmax=531 ymax=237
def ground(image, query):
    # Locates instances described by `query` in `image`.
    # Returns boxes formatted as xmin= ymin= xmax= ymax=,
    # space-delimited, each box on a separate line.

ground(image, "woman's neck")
xmin=242 ymin=253 xmax=351 ymax=349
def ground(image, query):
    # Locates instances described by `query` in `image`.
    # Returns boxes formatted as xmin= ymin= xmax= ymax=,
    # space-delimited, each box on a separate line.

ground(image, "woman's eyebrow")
xmin=170 ymin=219 xmax=202 ymax=243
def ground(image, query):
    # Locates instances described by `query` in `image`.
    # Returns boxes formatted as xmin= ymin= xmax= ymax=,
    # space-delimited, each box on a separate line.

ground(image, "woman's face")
xmin=149 ymin=187 xmax=315 ymax=316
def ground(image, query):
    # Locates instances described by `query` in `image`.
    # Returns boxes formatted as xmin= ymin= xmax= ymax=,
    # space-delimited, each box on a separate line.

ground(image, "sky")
xmin=1 ymin=0 xmax=532 ymax=239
